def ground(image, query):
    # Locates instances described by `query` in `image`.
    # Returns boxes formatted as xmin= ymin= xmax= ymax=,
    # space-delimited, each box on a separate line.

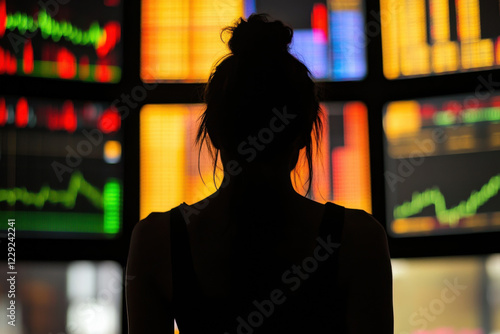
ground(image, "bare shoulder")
xmin=339 ymin=209 xmax=394 ymax=333
xmin=342 ymin=208 xmax=389 ymax=250
xmin=127 ymin=211 xmax=172 ymax=298
xmin=338 ymin=208 xmax=391 ymax=280
xmin=130 ymin=212 xmax=171 ymax=256
xmin=126 ymin=211 xmax=175 ymax=333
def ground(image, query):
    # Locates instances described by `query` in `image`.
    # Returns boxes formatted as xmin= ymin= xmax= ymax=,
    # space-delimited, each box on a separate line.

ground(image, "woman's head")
xmin=197 ymin=14 xmax=323 ymax=194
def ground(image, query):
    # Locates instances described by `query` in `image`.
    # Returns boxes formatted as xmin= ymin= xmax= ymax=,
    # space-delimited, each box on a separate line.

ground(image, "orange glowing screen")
xmin=140 ymin=104 xmax=222 ymax=218
xmin=297 ymin=102 xmax=372 ymax=212
xmin=141 ymin=0 xmax=243 ymax=82
xmin=140 ymin=102 xmax=371 ymax=219
xmin=380 ymin=0 xmax=500 ymax=79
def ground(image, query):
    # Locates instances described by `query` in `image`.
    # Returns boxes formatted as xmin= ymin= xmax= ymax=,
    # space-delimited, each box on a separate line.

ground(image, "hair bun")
xmin=227 ymin=14 xmax=293 ymax=57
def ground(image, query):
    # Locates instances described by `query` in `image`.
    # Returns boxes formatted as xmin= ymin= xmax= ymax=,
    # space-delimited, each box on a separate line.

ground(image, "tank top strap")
xmin=318 ymin=202 xmax=345 ymax=246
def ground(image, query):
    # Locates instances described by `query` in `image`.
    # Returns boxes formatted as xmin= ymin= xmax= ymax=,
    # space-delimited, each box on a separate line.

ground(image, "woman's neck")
xmin=215 ymin=162 xmax=301 ymax=203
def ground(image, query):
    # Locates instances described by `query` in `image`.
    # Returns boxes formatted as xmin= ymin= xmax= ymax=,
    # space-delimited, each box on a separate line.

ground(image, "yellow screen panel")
xmin=141 ymin=0 xmax=243 ymax=82
xmin=381 ymin=0 xmax=500 ymax=79
xmin=140 ymin=104 xmax=222 ymax=218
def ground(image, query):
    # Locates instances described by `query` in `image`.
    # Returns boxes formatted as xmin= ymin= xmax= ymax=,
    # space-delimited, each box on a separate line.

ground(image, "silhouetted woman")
xmin=127 ymin=14 xmax=393 ymax=333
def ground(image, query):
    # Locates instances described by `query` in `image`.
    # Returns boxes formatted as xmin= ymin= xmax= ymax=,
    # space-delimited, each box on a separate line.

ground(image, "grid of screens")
xmin=0 ymin=261 xmax=122 ymax=334
xmin=140 ymin=102 xmax=371 ymax=219
xmin=380 ymin=0 xmax=500 ymax=79
xmin=383 ymin=93 xmax=500 ymax=237
xmin=141 ymin=0 xmax=366 ymax=82
xmin=0 ymin=0 xmax=122 ymax=82
xmin=0 ymin=96 xmax=123 ymax=237
xmin=392 ymin=254 xmax=500 ymax=333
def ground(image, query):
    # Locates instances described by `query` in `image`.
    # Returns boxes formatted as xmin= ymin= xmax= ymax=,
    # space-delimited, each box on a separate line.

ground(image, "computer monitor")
xmin=380 ymin=0 xmax=500 ymax=79
xmin=0 ymin=96 xmax=123 ymax=238
xmin=141 ymin=0 xmax=366 ymax=82
xmin=383 ymin=92 xmax=500 ymax=237
xmin=0 ymin=0 xmax=122 ymax=82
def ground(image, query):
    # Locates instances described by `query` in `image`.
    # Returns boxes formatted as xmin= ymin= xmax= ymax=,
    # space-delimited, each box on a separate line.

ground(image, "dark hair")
xmin=196 ymin=14 xmax=323 ymax=195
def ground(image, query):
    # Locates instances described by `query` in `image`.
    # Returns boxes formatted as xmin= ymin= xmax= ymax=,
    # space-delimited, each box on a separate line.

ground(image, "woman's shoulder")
xmin=336 ymin=207 xmax=394 ymax=332
xmin=337 ymin=206 xmax=391 ymax=277
xmin=343 ymin=207 xmax=387 ymax=241
xmin=128 ymin=210 xmax=175 ymax=300
xmin=128 ymin=211 xmax=174 ymax=271
xmin=341 ymin=207 xmax=389 ymax=254
xmin=320 ymin=201 xmax=387 ymax=244
xmin=131 ymin=211 xmax=172 ymax=243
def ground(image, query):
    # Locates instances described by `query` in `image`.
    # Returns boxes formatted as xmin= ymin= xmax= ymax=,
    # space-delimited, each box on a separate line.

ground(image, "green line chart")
xmin=393 ymin=174 xmax=500 ymax=226
xmin=5 ymin=9 xmax=105 ymax=49
xmin=0 ymin=172 xmax=121 ymax=234
xmin=0 ymin=171 xmax=103 ymax=209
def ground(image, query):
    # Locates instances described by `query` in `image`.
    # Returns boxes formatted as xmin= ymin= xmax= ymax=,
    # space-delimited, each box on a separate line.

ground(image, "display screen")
xmin=141 ymin=0 xmax=366 ymax=82
xmin=299 ymin=101 xmax=372 ymax=212
xmin=140 ymin=102 xmax=371 ymax=219
xmin=0 ymin=96 xmax=123 ymax=238
xmin=0 ymin=261 xmax=122 ymax=334
xmin=380 ymin=0 xmax=500 ymax=79
xmin=383 ymin=93 xmax=500 ymax=236
xmin=0 ymin=0 xmax=122 ymax=82
xmin=392 ymin=254 xmax=500 ymax=333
